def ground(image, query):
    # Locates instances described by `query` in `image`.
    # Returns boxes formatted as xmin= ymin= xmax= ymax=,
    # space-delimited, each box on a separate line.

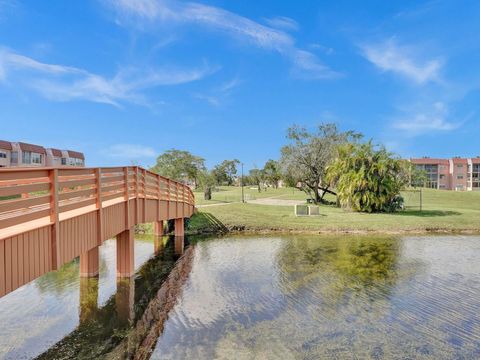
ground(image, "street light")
xmin=241 ymin=162 xmax=245 ymax=203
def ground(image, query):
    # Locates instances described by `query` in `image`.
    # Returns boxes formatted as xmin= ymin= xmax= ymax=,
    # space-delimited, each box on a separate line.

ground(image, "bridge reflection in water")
xmin=0 ymin=234 xmax=193 ymax=359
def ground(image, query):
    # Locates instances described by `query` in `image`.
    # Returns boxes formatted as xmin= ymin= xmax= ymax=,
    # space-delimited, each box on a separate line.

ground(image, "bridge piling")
xmin=153 ymin=220 xmax=164 ymax=236
xmin=79 ymin=247 xmax=100 ymax=277
xmin=116 ymin=228 xmax=135 ymax=278
xmin=174 ymin=218 xmax=185 ymax=237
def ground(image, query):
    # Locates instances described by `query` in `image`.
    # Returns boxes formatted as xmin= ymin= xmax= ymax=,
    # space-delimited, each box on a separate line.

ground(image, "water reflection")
xmin=0 ymin=234 xmax=189 ymax=359
xmin=152 ymin=235 xmax=480 ymax=359
xmin=3 ymin=234 xmax=480 ymax=359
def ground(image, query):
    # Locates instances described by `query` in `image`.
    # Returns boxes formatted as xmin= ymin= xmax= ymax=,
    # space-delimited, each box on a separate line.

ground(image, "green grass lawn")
xmin=190 ymin=187 xmax=480 ymax=233
xmin=193 ymin=185 xmax=307 ymax=205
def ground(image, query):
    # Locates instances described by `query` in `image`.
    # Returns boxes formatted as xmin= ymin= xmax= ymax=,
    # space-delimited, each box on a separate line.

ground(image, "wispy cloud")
xmin=264 ymin=16 xmax=299 ymax=32
xmin=392 ymin=102 xmax=462 ymax=135
xmin=0 ymin=47 xmax=216 ymax=106
xmin=193 ymin=77 xmax=242 ymax=107
xmin=103 ymin=143 xmax=156 ymax=158
xmin=360 ymin=38 xmax=443 ymax=84
xmin=106 ymin=0 xmax=339 ymax=79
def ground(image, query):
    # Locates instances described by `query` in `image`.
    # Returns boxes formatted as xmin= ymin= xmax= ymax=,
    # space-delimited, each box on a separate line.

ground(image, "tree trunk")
xmin=204 ymin=187 xmax=212 ymax=200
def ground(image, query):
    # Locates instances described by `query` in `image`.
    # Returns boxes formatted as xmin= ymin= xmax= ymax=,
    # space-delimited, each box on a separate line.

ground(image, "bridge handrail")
xmin=0 ymin=166 xmax=195 ymax=232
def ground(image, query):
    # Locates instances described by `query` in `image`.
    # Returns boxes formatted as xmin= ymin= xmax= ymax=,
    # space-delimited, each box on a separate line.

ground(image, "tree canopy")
xmin=212 ymin=159 xmax=240 ymax=186
xmin=280 ymin=123 xmax=361 ymax=203
xmin=326 ymin=141 xmax=408 ymax=213
xmin=150 ymin=149 xmax=205 ymax=188
xmin=263 ymin=159 xmax=281 ymax=188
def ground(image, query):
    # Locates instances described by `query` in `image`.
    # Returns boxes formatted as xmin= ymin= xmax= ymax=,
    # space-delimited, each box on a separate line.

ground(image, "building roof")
xmin=471 ymin=157 xmax=480 ymax=164
xmin=0 ymin=140 xmax=12 ymax=151
xmin=18 ymin=142 xmax=46 ymax=154
xmin=410 ymin=158 xmax=450 ymax=165
xmin=452 ymin=157 xmax=468 ymax=164
xmin=67 ymin=150 xmax=85 ymax=160
xmin=49 ymin=148 xmax=63 ymax=157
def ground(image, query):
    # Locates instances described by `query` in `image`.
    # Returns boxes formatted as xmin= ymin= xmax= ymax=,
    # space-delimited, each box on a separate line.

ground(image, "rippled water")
xmin=1 ymin=235 xmax=480 ymax=359
xmin=152 ymin=235 xmax=480 ymax=359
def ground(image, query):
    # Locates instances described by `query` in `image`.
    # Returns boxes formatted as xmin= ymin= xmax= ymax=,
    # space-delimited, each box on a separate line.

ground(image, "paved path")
xmin=246 ymin=198 xmax=305 ymax=206
xmin=196 ymin=196 xmax=305 ymax=208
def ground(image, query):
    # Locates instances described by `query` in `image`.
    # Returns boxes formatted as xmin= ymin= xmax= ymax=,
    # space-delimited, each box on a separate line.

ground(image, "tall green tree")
xmin=150 ymin=149 xmax=205 ymax=188
xmin=249 ymin=168 xmax=265 ymax=193
xmin=198 ymin=170 xmax=217 ymax=200
xmin=280 ymin=123 xmax=361 ymax=203
xmin=212 ymin=159 xmax=240 ymax=186
xmin=263 ymin=159 xmax=281 ymax=188
xmin=326 ymin=141 xmax=408 ymax=213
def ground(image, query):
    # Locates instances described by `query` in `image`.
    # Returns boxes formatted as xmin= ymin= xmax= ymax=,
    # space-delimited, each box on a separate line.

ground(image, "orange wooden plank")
xmin=0 ymin=209 xmax=51 ymax=229
xmin=0 ymin=239 xmax=5 ymax=297
xmin=17 ymin=234 xmax=24 ymax=286
xmin=5 ymin=238 xmax=12 ymax=293
xmin=0 ymin=195 xmax=50 ymax=213
xmin=0 ymin=182 xmax=50 ymax=197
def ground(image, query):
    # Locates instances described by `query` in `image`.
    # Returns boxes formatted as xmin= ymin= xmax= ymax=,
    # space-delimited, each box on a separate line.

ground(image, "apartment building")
xmin=411 ymin=157 xmax=480 ymax=191
xmin=0 ymin=140 xmax=85 ymax=168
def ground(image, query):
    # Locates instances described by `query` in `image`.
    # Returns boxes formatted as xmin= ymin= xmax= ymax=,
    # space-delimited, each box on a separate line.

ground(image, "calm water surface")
xmin=1 ymin=234 xmax=480 ymax=359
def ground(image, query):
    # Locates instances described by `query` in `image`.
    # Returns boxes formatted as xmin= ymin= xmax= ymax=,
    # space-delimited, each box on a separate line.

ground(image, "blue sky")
xmin=1 ymin=0 xmax=480 ymax=169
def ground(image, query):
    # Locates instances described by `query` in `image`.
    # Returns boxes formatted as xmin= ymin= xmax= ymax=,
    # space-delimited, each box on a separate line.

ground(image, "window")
xmin=61 ymin=158 xmax=67 ymax=165
xmin=22 ymin=151 xmax=31 ymax=164
xmin=457 ymin=164 xmax=464 ymax=168
xmin=11 ymin=151 xmax=18 ymax=164
xmin=439 ymin=174 xmax=445 ymax=179
xmin=0 ymin=151 xmax=6 ymax=159
xmin=31 ymin=153 xmax=42 ymax=164
xmin=457 ymin=175 xmax=464 ymax=180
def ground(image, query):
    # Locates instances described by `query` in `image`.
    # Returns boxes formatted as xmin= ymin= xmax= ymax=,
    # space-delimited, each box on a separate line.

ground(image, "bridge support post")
xmin=79 ymin=276 xmax=99 ymax=324
xmin=117 ymin=228 xmax=134 ymax=277
xmin=174 ymin=218 xmax=184 ymax=237
xmin=174 ymin=236 xmax=184 ymax=256
xmin=79 ymin=246 xmax=99 ymax=277
xmin=153 ymin=220 xmax=164 ymax=236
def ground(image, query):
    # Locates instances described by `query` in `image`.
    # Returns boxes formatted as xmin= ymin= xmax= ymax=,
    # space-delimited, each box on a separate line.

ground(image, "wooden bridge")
xmin=0 ymin=166 xmax=195 ymax=298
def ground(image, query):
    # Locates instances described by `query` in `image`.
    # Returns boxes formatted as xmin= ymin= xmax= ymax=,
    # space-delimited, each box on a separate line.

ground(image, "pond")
xmin=1 ymin=234 xmax=480 ymax=359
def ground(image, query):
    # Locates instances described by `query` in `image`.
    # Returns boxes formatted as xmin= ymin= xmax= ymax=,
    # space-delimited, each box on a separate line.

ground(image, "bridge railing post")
xmin=135 ymin=166 xmax=139 ymax=224
xmin=95 ymin=168 xmax=103 ymax=245
xmin=143 ymin=168 xmax=146 ymax=222
xmin=49 ymin=168 xmax=61 ymax=270
xmin=124 ymin=167 xmax=130 ymax=229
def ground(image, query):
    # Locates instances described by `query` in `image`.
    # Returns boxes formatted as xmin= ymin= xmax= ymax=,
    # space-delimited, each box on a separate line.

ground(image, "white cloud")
xmin=103 ymin=144 xmax=156 ymax=158
xmin=0 ymin=47 xmax=216 ymax=106
xmin=361 ymin=38 xmax=442 ymax=84
xmin=264 ymin=16 xmax=299 ymax=32
xmin=106 ymin=0 xmax=339 ymax=79
xmin=393 ymin=102 xmax=462 ymax=135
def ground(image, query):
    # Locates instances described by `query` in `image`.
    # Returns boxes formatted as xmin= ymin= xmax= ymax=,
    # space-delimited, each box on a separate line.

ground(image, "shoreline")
xmin=181 ymin=227 xmax=480 ymax=237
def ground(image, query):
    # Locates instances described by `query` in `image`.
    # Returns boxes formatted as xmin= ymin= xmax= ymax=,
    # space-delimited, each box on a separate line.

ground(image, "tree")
xmin=198 ymin=170 xmax=217 ymax=200
xmin=150 ymin=149 xmax=205 ymax=188
xmin=212 ymin=159 xmax=240 ymax=186
xmin=249 ymin=168 xmax=265 ymax=193
xmin=280 ymin=123 xmax=361 ymax=203
xmin=263 ymin=159 xmax=281 ymax=188
xmin=326 ymin=141 xmax=408 ymax=213
xmin=408 ymin=164 xmax=428 ymax=188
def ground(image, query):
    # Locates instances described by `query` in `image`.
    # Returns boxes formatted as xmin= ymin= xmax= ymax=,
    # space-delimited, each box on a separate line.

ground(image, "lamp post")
xmin=241 ymin=162 xmax=245 ymax=203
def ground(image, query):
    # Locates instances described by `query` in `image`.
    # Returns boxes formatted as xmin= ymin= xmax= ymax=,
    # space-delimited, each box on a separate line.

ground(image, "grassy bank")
xmin=189 ymin=187 xmax=480 ymax=234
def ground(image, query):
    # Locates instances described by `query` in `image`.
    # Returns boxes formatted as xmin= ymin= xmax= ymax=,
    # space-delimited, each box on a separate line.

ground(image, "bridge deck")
xmin=0 ymin=166 xmax=195 ymax=297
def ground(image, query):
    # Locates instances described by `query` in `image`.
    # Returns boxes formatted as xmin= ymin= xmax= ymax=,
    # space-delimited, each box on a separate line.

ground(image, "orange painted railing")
xmin=0 ymin=166 xmax=195 ymax=297
xmin=0 ymin=166 xmax=194 ymax=234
